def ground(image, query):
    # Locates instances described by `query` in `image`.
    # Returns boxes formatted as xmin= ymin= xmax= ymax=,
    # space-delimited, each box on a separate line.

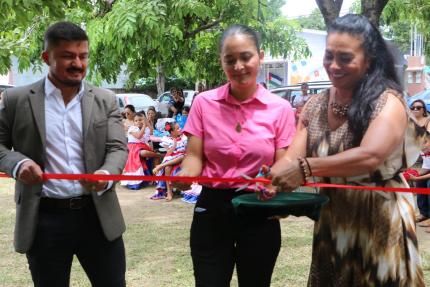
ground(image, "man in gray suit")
xmin=0 ymin=22 xmax=128 ymax=286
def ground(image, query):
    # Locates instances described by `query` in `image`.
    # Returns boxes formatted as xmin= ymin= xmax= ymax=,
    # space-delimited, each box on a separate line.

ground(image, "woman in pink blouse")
xmin=175 ymin=24 xmax=296 ymax=286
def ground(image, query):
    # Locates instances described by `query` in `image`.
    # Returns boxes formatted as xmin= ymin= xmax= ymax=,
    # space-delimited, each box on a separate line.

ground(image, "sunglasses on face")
xmin=410 ymin=106 xmax=424 ymax=111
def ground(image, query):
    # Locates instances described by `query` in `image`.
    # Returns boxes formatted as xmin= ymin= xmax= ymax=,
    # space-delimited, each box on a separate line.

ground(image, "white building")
xmin=260 ymin=29 xmax=329 ymax=89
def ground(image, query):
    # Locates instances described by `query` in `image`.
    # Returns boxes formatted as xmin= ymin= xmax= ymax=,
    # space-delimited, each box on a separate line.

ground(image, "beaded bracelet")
xmin=297 ymin=157 xmax=312 ymax=179
xmin=303 ymin=157 xmax=312 ymax=176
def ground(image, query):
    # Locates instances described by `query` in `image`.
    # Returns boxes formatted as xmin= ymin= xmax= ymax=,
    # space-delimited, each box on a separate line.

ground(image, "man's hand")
xmin=79 ymin=170 xmax=108 ymax=192
xmin=17 ymin=160 xmax=43 ymax=185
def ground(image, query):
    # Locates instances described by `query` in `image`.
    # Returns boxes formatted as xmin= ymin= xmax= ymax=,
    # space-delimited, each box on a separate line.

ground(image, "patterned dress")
xmin=302 ymin=90 xmax=426 ymax=287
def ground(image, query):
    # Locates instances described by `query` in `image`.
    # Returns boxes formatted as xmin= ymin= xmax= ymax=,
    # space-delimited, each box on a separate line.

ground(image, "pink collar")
xmin=213 ymin=83 xmax=270 ymax=105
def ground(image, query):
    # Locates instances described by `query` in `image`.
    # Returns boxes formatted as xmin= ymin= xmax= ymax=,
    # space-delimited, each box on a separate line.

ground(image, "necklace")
xmin=330 ymin=91 xmax=350 ymax=117
xmin=235 ymin=122 xmax=242 ymax=133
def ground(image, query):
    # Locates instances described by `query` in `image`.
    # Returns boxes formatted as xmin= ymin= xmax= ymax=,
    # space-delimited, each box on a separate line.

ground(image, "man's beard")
xmin=51 ymin=69 xmax=84 ymax=88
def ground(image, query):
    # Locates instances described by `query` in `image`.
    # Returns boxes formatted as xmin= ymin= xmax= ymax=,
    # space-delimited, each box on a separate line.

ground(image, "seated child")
xmin=175 ymin=106 xmax=190 ymax=129
xmin=121 ymin=112 xmax=161 ymax=189
xmin=150 ymin=122 xmax=187 ymax=201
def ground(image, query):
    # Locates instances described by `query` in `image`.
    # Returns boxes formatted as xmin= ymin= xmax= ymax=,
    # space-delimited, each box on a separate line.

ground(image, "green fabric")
xmin=231 ymin=192 xmax=329 ymax=221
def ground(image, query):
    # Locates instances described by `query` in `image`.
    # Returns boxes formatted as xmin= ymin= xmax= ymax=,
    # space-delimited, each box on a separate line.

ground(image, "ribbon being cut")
xmin=3 ymin=171 xmax=429 ymax=222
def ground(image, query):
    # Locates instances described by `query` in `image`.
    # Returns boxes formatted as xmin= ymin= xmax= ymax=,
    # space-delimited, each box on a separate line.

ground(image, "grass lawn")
xmin=0 ymin=180 xmax=429 ymax=286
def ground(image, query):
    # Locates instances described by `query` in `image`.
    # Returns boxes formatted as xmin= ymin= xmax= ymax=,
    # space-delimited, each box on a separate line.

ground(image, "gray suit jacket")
xmin=0 ymin=79 xmax=128 ymax=253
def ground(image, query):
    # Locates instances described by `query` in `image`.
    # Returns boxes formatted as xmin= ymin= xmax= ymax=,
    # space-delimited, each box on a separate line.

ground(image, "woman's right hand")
xmin=270 ymin=159 xmax=304 ymax=193
xmin=172 ymin=169 xmax=194 ymax=191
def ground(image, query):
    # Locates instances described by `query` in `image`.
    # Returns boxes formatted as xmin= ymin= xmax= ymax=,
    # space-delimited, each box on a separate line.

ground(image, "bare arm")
xmin=173 ymin=135 xmax=203 ymax=190
xmin=271 ymin=94 xmax=407 ymax=189
xmin=130 ymin=123 xmax=148 ymax=139
xmin=308 ymin=94 xmax=406 ymax=177
xmin=180 ymin=135 xmax=203 ymax=176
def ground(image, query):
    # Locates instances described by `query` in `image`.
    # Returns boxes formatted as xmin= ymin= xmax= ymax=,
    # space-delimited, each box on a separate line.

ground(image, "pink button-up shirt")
xmin=184 ymin=83 xmax=296 ymax=188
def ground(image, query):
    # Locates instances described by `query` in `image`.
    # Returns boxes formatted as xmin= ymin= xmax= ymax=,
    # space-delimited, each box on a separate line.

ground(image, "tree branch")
xmin=184 ymin=18 xmax=223 ymax=39
xmin=361 ymin=0 xmax=389 ymax=26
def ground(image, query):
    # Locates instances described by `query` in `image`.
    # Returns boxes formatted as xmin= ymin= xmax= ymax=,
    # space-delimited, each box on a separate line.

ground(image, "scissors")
xmin=236 ymin=166 xmax=275 ymax=200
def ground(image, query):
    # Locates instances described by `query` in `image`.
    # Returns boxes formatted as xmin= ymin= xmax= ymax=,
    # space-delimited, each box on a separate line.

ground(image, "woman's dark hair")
xmin=219 ymin=24 xmax=261 ymax=52
xmin=165 ymin=121 xmax=177 ymax=134
xmin=411 ymin=99 xmax=428 ymax=117
xmin=327 ymin=14 xmax=401 ymax=146
xmin=44 ymin=21 xmax=88 ymax=50
xmin=124 ymin=105 xmax=136 ymax=113
xmin=147 ymin=106 xmax=156 ymax=114
xmin=177 ymin=88 xmax=184 ymax=98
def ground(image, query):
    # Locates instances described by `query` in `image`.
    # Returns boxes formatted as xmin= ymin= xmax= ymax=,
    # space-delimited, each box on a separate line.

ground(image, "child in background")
xmin=175 ymin=106 xmax=190 ymax=129
xmin=121 ymin=112 xmax=161 ymax=189
xmin=150 ymin=122 xmax=187 ymax=201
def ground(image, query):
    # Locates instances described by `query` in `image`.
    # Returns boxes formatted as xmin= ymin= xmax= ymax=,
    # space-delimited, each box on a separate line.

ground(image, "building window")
xmin=408 ymin=72 xmax=414 ymax=84
xmin=416 ymin=71 xmax=422 ymax=83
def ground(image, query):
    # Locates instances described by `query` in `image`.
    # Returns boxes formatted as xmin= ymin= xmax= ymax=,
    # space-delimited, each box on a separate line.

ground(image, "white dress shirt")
xmin=13 ymin=77 xmax=111 ymax=198
xmin=42 ymin=77 xmax=87 ymax=198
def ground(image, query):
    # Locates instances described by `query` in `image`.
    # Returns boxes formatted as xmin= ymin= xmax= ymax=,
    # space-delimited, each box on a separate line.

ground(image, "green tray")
xmin=231 ymin=192 xmax=329 ymax=221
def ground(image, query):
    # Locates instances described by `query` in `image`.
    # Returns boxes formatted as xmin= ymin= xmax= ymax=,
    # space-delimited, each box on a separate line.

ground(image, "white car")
xmin=270 ymin=81 xmax=331 ymax=108
xmin=116 ymin=93 xmax=158 ymax=114
xmin=0 ymin=84 xmax=14 ymax=94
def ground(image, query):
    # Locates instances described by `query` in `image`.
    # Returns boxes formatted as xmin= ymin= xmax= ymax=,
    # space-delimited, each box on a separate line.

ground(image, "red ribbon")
xmin=1 ymin=172 xmax=429 ymax=194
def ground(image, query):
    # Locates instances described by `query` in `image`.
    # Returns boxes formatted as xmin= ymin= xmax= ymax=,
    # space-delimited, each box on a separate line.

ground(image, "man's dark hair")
xmin=44 ymin=21 xmax=88 ymax=50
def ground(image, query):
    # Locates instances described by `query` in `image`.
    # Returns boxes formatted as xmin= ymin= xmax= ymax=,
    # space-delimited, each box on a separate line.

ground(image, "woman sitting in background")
xmin=146 ymin=106 xmax=157 ymax=134
xmin=408 ymin=100 xmax=430 ymax=228
xmin=122 ymin=104 xmax=136 ymax=134
xmin=168 ymin=87 xmax=185 ymax=118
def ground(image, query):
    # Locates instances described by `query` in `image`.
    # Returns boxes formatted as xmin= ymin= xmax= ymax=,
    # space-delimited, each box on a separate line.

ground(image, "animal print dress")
xmin=302 ymin=90 xmax=425 ymax=287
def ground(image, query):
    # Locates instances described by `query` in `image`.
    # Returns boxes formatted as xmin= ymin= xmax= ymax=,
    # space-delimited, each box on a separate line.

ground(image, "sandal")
xmin=150 ymin=193 xmax=166 ymax=200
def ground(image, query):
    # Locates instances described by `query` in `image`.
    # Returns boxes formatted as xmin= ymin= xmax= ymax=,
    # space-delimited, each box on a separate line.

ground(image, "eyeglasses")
xmin=410 ymin=106 xmax=424 ymax=111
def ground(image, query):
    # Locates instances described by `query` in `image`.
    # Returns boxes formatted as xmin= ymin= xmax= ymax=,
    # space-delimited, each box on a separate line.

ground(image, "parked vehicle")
xmin=157 ymin=89 xmax=196 ymax=107
xmin=270 ymin=81 xmax=331 ymax=108
xmin=0 ymin=84 xmax=14 ymax=93
xmin=116 ymin=93 xmax=158 ymax=114
xmin=156 ymin=89 xmax=195 ymax=116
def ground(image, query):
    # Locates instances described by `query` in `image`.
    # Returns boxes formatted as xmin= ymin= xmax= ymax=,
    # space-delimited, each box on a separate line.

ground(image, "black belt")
xmin=39 ymin=195 xmax=93 ymax=210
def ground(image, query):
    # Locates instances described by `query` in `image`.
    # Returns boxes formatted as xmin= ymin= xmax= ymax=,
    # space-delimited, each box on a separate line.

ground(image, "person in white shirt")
xmin=0 ymin=22 xmax=128 ymax=287
xmin=293 ymin=82 xmax=310 ymax=107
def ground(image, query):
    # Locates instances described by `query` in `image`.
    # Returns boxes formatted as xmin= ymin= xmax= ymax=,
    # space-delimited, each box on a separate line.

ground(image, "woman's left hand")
xmin=270 ymin=159 xmax=304 ymax=192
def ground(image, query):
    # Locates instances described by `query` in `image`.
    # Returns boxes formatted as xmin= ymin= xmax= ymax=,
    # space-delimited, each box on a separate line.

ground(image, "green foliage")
xmin=382 ymin=0 xmax=430 ymax=60
xmin=349 ymin=0 xmax=361 ymax=13
xmin=1 ymin=0 xmax=310 ymax=89
xmin=294 ymin=9 xmax=326 ymax=31
xmin=0 ymin=0 xmax=94 ymax=74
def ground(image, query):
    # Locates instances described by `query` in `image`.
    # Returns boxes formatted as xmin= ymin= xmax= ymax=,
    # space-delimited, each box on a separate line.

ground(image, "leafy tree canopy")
xmin=381 ymin=0 xmax=430 ymax=59
xmin=294 ymin=8 xmax=326 ymax=31
xmin=1 ymin=0 xmax=310 ymax=89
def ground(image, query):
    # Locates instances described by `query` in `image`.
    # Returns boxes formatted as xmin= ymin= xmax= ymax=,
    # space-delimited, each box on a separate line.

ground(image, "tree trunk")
xmin=156 ymin=65 xmax=165 ymax=95
xmin=361 ymin=0 xmax=389 ymax=27
xmin=315 ymin=0 xmax=343 ymax=27
xmin=316 ymin=0 xmax=390 ymax=27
